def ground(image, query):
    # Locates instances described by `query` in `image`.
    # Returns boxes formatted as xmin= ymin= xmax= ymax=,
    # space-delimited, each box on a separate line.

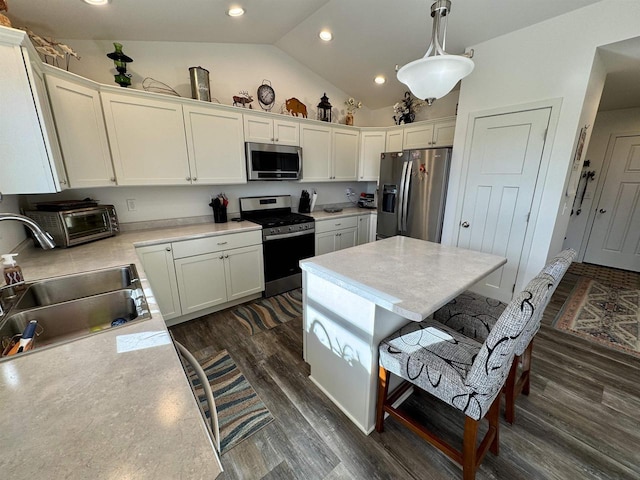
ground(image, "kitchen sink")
xmin=14 ymin=265 xmax=139 ymax=309
xmin=0 ymin=265 xmax=151 ymax=360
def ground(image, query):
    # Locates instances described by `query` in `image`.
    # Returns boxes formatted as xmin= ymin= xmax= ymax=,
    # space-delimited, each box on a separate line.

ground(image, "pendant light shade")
xmin=397 ymin=0 xmax=474 ymax=104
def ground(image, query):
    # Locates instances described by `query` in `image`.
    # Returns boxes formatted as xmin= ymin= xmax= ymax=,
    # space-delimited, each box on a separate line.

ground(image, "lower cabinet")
xmin=136 ymin=230 xmax=264 ymax=324
xmin=357 ymin=214 xmax=371 ymax=245
xmin=315 ymin=216 xmax=359 ymax=255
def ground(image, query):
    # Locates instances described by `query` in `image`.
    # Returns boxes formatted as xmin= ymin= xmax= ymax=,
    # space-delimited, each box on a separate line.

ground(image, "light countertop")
xmin=308 ymin=206 xmax=376 ymax=221
xmin=0 ymin=220 xmax=259 ymax=479
xmin=300 ymin=236 xmax=507 ymax=321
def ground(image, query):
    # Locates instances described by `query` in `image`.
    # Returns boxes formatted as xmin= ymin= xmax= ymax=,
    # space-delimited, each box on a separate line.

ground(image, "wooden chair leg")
xmin=504 ymin=356 xmax=518 ymax=424
xmin=488 ymin=395 xmax=500 ymax=455
xmin=462 ymin=416 xmax=479 ymax=480
xmin=521 ymin=341 xmax=534 ymax=396
xmin=375 ymin=366 xmax=390 ymax=433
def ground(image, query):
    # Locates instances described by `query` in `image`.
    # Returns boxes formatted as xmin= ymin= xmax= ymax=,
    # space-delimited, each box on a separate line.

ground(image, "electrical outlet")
xmin=345 ymin=187 xmax=355 ymax=197
xmin=126 ymin=199 xmax=137 ymax=211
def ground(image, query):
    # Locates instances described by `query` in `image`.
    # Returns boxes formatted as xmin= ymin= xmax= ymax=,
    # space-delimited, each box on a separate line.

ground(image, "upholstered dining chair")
xmin=376 ymin=275 xmax=554 ymax=480
xmin=432 ymin=249 xmax=576 ymax=423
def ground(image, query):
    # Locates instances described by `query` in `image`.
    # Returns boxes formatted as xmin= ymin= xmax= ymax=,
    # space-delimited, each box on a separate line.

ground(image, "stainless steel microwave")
xmin=23 ymin=205 xmax=119 ymax=248
xmin=246 ymin=142 xmax=302 ymax=181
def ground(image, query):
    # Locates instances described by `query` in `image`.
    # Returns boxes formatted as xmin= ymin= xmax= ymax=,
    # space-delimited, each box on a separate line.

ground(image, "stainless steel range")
xmin=240 ymin=195 xmax=315 ymax=297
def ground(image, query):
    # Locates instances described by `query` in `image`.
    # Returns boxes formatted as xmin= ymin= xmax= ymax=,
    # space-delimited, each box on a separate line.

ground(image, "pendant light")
xmin=397 ymin=0 xmax=473 ymax=105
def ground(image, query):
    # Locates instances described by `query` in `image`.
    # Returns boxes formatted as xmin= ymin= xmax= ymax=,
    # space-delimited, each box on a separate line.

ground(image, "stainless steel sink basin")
xmin=0 ymin=265 xmax=151 ymax=360
xmin=14 ymin=265 xmax=138 ymax=310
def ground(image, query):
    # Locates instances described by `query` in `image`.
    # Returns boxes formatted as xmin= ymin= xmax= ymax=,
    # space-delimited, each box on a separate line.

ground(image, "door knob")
xmin=461 ymin=221 xmax=470 ymax=228
xmin=599 ymin=209 xmax=607 ymax=214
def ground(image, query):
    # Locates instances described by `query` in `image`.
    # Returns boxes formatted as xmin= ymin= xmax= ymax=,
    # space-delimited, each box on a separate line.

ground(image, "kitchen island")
xmin=299 ymin=236 xmax=506 ymax=434
xmin=0 ymin=221 xmax=260 ymax=480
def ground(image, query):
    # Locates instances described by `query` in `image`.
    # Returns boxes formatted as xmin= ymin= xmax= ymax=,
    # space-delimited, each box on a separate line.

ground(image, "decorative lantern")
xmin=317 ymin=92 xmax=332 ymax=122
xmin=107 ymin=43 xmax=133 ymax=87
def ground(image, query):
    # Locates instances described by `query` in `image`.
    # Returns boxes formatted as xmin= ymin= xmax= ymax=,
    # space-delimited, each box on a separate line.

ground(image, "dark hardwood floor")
xmin=170 ymin=264 xmax=640 ymax=480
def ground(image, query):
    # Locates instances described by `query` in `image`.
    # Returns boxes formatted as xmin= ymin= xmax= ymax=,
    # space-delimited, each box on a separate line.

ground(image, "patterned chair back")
xmin=465 ymin=275 xmax=552 ymax=401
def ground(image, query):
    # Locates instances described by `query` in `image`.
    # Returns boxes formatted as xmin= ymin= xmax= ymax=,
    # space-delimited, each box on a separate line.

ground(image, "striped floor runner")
xmin=186 ymin=349 xmax=274 ymax=454
xmin=231 ymin=288 xmax=302 ymax=335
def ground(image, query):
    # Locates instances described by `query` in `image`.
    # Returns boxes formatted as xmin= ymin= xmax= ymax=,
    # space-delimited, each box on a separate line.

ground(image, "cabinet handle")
xmin=186 ymin=176 xmax=191 ymax=181
xmin=275 ymin=138 xmax=279 ymax=142
xmin=60 ymin=179 xmax=67 ymax=185
xmin=166 ymin=247 xmax=171 ymax=252
xmin=217 ymin=241 xmax=228 ymax=245
xmin=271 ymin=138 xmax=274 ymax=142
xmin=335 ymin=223 xmax=341 ymax=226
xmin=110 ymin=177 xmax=116 ymax=183
xmin=193 ymin=177 xmax=197 ymax=182
xmin=599 ymin=209 xmax=607 ymax=214
xmin=461 ymin=221 xmax=470 ymax=228
xmin=219 ymin=255 xmax=224 ymax=259
xmin=225 ymin=254 xmax=229 ymax=258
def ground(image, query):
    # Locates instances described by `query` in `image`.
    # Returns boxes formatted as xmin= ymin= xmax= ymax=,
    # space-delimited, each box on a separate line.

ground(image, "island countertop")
xmin=0 ymin=221 xmax=260 ymax=479
xmin=300 ymin=236 xmax=507 ymax=321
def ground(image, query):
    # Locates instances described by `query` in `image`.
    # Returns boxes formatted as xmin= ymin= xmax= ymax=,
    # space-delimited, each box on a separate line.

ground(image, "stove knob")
xmin=289 ymin=226 xmax=294 ymax=231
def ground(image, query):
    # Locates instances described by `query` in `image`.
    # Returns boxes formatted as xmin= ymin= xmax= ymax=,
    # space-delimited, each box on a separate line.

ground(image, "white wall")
xmin=367 ymin=90 xmax=459 ymax=127
xmin=26 ymin=182 xmax=374 ymax=224
xmin=564 ymin=106 xmax=640 ymax=256
xmin=0 ymin=195 xmax=28 ymax=252
xmin=58 ymin=39 xmax=374 ymax=126
xmin=443 ymin=0 xmax=640 ymax=286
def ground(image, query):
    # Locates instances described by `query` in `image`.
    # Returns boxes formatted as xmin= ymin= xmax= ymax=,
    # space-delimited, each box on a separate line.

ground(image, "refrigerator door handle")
xmin=401 ymin=161 xmax=412 ymax=232
xmin=398 ymin=160 xmax=409 ymax=233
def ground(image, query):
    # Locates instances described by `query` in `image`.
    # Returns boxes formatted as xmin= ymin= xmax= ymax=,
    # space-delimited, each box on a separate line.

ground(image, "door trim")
xmin=580 ymin=130 xmax=640 ymax=263
xmin=451 ymin=98 xmax=562 ymax=294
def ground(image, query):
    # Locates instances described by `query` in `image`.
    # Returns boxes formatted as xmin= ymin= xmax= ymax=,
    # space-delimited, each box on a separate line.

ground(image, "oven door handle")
xmin=263 ymin=230 xmax=315 ymax=241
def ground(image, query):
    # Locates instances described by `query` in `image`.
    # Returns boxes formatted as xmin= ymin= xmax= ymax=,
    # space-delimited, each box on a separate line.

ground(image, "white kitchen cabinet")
xmin=102 ymin=90 xmax=191 ymax=185
xmin=432 ymin=119 xmax=456 ymax=147
xmin=332 ymin=127 xmax=359 ymax=181
xmin=357 ymin=214 xmax=371 ymax=245
xmin=224 ymin=245 xmax=265 ymax=301
xmin=315 ymin=216 xmax=358 ymax=254
xmin=403 ymin=123 xmax=435 ymax=150
xmin=300 ymin=124 xmax=332 ymax=181
xmin=136 ymin=243 xmax=182 ymax=321
xmin=174 ymin=252 xmax=228 ymax=314
xmin=244 ymin=113 xmax=299 ymax=146
xmin=45 ymin=71 xmax=116 ymax=187
xmin=183 ymin=104 xmax=246 ymax=184
xmin=0 ymin=30 xmax=67 ymax=194
xmin=358 ymin=130 xmax=386 ymax=181
xmin=369 ymin=213 xmax=378 ymax=241
xmin=385 ymin=128 xmax=404 ymax=153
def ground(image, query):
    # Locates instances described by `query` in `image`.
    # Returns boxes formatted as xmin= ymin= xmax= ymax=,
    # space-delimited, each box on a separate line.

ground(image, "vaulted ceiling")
xmin=8 ymin=0 xmax=604 ymax=109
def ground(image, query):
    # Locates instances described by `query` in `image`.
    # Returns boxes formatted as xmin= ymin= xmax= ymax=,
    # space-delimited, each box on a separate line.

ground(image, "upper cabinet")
xmin=432 ymin=119 xmax=456 ymax=147
xmin=300 ymin=125 xmax=358 ymax=182
xmin=244 ymin=113 xmax=299 ymax=146
xmin=183 ymin=104 xmax=246 ymax=184
xmin=385 ymin=129 xmax=404 ymax=153
xmin=102 ymin=91 xmax=192 ymax=186
xmin=359 ymin=130 xmax=386 ymax=181
xmin=403 ymin=123 xmax=434 ymax=150
xmin=389 ymin=117 xmax=456 ymax=151
xmin=45 ymin=71 xmax=116 ymax=188
xmin=0 ymin=30 xmax=67 ymax=194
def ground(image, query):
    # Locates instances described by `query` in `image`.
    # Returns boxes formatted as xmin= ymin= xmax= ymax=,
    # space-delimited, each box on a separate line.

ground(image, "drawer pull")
xmin=335 ymin=223 xmax=341 ymax=226
xmin=219 ymin=255 xmax=224 ymax=259
xmin=217 ymin=241 xmax=228 ymax=245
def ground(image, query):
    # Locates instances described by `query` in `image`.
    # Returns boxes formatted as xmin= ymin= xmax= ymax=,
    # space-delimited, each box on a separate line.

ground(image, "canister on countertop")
xmin=2 ymin=253 xmax=24 ymax=286
xmin=189 ymin=66 xmax=211 ymax=102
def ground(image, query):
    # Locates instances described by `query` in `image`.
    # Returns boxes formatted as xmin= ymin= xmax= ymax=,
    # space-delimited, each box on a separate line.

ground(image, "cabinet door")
xmin=315 ymin=231 xmax=337 ymax=255
xmin=336 ymin=227 xmax=358 ymax=251
xmin=300 ymin=124 xmax=331 ymax=182
xmin=243 ymin=114 xmax=273 ymax=143
xmin=332 ymin=128 xmax=359 ymax=181
xmin=273 ymin=119 xmax=300 ymax=146
xmin=102 ymin=92 xmax=191 ymax=185
xmin=184 ymin=105 xmax=246 ymax=184
xmin=0 ymin=44 xmax=61 ymax=194
xmin=46 ymin=74 xmax=115 ymax=187
xmin=403 ymin=124 xmax=435 ymax=149
xmin=433 ymin=119 xmax=456 ymax=147
xmin=136 ymin=244 xmax=181 ymax=321
xmin=385 ymin=129 xmax=404 ymax=153
xmin=369 ymin=213 xmax=378 ymax=242
xmin=359 ymin=131 xmax=386 ymax=181
xmin=174 ymin=252 xmax=228 ymax=314
xmin=224 ymin=245 xmax=265 ymax=301
xmin=357 ymin=215 xmax=370 ymax=245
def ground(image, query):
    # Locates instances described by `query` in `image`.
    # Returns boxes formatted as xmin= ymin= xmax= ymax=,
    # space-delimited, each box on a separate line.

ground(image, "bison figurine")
xmin=286 ymin=97 xmax=307 ymax=118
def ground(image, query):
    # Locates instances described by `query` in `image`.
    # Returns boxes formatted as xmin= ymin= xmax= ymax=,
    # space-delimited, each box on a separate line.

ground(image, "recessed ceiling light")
xmin=374 ymin=75 xmax=386 ymax=84
xmin=319 ymin=30 xmax=333 ymax=42
xmin=83 ymin=0 xmax=109 ymax=5
xmin=227 ymin=7 xmax=245 ymax=17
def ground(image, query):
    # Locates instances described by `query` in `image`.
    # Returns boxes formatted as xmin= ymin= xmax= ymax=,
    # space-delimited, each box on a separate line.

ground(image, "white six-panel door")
xmin=584 ymin=134 xmax=640 ymax=271
xmin=457 ymin=107 xmax=551 ymax=302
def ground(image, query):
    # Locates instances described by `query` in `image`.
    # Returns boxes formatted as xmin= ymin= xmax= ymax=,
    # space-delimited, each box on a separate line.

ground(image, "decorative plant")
xmin=393 ymin=91 xmax=426 ymax=125
xmin=344 ymin=97 xmax=362 ymax=114
xmin=21 ymin=28 xmax=80 ymax=70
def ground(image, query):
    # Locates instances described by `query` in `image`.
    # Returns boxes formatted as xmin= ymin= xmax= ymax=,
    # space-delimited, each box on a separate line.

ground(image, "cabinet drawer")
xmin=172 ymin=230 xmax=262 ymax=259
xmin=315 ymin=216 xmax=358 ymax=234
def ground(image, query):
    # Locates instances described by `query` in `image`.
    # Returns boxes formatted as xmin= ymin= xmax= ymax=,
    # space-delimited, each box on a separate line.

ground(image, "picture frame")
xmin=566 ymin=125 xmax=589 ymax=197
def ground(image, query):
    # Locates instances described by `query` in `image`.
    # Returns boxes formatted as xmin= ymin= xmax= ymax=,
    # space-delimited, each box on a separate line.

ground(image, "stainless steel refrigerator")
xmin=376 ymin=148 xmax=451 ymax=242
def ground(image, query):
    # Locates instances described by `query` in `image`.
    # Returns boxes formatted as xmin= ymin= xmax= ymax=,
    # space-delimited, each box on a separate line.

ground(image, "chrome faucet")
xmin=0 ymin=213 xmax=56 ymax=250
